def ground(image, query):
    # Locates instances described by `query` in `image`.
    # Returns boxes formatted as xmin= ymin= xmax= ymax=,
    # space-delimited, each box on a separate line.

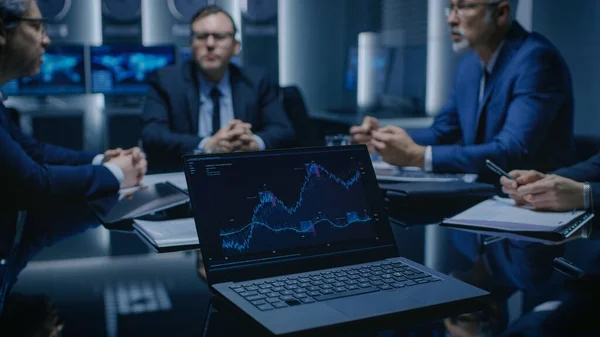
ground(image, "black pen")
xmin=553 ymin=257 xmax=585 ymax=279
xmin=485 ymin=159 xmax=518 ymax=184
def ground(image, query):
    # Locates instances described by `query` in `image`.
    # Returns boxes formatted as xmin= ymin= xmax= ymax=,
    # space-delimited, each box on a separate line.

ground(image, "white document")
xmin=133 ymin=218 xmax=198 ymax=247
xmin=448 ymin=197 xmax=588 ymax=231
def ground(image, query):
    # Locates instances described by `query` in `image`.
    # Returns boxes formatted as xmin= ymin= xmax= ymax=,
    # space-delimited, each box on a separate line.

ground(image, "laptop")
xmin=183 ymin=145 xmax=489 ymax=336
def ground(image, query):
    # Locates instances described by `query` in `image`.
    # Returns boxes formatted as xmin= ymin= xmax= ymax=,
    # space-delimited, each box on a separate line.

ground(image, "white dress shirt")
xmin=195 ymin=70 xmax=265 ymax=151
xmin=92 ymin=154 xmax=125 ymax=184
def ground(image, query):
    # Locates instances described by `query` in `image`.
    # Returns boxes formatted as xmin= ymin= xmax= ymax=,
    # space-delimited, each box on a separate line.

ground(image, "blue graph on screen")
xmin=219 ymin=163 xmax=373 ymax=254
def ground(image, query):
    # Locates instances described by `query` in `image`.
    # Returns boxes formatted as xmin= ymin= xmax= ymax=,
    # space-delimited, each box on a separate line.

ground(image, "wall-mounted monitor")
xmin=90 ymin=45 xmax=176 ymax=95
xmin=1 ymin=45 xmax=86 ymax=96
xmin=179 ymin=46 xmax=193 ymax=63
xmin=344 ymin=46 xmax=392 ymax=94
xmin=0 ymin=79 xmax=20 ymax=96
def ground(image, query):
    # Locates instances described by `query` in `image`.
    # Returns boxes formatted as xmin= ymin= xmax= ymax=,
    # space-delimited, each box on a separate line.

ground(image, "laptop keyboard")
xmin=229 ymin=260 xmax=441 ymax=311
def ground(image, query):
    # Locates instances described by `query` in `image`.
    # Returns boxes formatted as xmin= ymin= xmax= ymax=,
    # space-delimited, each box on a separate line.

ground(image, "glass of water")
xmin=325 ymin=134 xmax=352 ymax=146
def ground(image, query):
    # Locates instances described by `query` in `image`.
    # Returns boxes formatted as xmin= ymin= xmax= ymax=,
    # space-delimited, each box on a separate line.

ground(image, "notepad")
xmin=442 ymin=197 xmax=595 ymax=242
xmin=133 ymin=218 xmax=199 ymax=249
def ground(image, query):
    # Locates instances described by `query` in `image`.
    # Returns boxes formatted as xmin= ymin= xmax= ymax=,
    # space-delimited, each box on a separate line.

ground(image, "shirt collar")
xmin=197 ymin=68 xmax=232 ymax=99
xmin=482 ymin=40 xmax=505 ymax=74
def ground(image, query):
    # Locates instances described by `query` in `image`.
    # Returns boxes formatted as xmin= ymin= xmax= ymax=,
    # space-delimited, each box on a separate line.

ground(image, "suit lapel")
xmin=230 ymin=66 xmax=248 ymax=122
xmin=0 ymin=103 xmax=7 ymax=127
xmin=473 ymin=23 xmax=528 ymax=137
xmin=464 ymin=65 xmax=482 ymax=145
xmin=183 ymin=62 xmax=201 ymax=134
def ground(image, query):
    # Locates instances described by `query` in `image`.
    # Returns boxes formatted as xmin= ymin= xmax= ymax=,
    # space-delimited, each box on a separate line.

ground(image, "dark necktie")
xmin=476 ymin=68 xmax=490 ymax=144
xmin=209 ymin=87 xmax=221 ymax=135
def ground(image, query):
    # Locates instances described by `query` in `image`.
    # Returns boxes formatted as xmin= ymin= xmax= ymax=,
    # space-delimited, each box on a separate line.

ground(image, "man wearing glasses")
xmin=352 ymin=0 xmax=574 ymax=330
xmin=0 ymin=0 xmax=147 ymax=315
xmin=351 ymin=0 xmax=574 ymax=182
xmin=141 ymin=5 xmax=295 ymax=172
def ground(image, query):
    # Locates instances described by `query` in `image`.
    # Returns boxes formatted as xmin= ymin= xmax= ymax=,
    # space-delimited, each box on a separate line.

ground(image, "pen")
xmin=485 ymin=159 xmax=517 ymax=184
xmin=553 ymin=257 xmax=585 ymax=279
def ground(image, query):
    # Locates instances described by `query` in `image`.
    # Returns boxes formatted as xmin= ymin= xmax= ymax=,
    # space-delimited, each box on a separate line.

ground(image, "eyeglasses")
xmin=444 ymin=2 xmax=499 ymax=17
xmin=6 ymin=16 xmax=48 ymax=36
xmin=190 ymin=32 xmax=234 ymax=44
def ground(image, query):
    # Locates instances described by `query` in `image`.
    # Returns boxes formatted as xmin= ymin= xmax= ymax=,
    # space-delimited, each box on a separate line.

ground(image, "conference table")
xmin=4 ymin=172 xmax=595 ymax=336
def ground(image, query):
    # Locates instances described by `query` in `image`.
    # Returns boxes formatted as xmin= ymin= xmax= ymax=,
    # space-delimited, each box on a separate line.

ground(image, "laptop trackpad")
xmin=326 ymin=291 xmax=423 ymax=319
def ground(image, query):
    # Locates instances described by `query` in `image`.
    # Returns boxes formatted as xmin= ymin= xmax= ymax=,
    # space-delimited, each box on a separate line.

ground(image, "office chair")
xmin=574 ymin=135 xmax=600 ymax=163
xmin=279 ymin=85 xmax=324 ymax=148
xmin=4 ymin=107 xmax=21 ymax=130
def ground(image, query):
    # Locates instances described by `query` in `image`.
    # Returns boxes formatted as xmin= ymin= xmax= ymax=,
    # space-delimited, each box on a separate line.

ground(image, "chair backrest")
xmin=279 ymin=85 xmax=324 ymax=148
xmin=6 ymin=107 xmax=20 ymax=129
xmin=574 ymin=135 xmax=600 ymax=163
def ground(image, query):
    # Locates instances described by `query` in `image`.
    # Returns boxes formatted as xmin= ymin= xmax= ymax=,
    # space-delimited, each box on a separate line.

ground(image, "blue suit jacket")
xmin=409 ymin=23 xmax=575 ymax=181
xmin=424 ymin=23 xmax=576 ymax=292
xmin=140 ymin=62 xmax=295 ymax=172
xmin=0 ymin=104 xmax=119 ymax=255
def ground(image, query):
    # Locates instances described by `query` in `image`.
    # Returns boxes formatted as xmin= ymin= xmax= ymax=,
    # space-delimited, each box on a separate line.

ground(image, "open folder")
xmin=441 ymin=197 xmax=595 ymax=242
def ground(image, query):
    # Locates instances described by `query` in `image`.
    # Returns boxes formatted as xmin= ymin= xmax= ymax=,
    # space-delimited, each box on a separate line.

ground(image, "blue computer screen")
xmin=0 ymin=79 xmax=20 ymax=96
xmin=90 ymin=45 xmax=176 ymax=95
xmin=344 ymin=46 xmax=392 ymax=93
xmin=17 ymin=45 xmax=86 ymax=95
xmin=184 ymin=146 xmax=394 ymax=269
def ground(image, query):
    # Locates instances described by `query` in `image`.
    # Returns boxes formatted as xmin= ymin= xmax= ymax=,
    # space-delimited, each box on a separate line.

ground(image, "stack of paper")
xmin=133 ymin=218 xmax=199 ymax=248
xmin=446 ymin=197 xmax=587 ymax=232
xmin=442 ymin=197 xmax=594 ymax=242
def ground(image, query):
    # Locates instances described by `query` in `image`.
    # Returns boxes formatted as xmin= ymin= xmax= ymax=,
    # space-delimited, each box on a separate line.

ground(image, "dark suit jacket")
xmin=553 ymin=152 xmax=600 ymax=209
xmin=446 ymin=22 xmax=575 ymax=292
xmin=409 ymin=22 xmax=575 ymax=180
xmin=501 ymin=254 xmax=600 ymax=337
xmin=0 ymin=104 xmax=119 ymax=255
xmin=140 ymin=62 xmax=295 ymax=172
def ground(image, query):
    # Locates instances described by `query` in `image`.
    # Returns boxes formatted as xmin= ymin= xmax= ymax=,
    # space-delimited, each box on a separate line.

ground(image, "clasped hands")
xmin=500 ymin=170 xmax=584 ymax=212
xmin=350 ymin=116 xmax=426 ymax=168
xmin=102 ymin=146 xmax=147 ymax=189
xmin=204 ymin=119 xmax=260 ymax=153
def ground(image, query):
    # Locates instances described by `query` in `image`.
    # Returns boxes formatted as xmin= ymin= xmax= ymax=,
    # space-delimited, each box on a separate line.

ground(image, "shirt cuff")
xmin=92 ymin=154 xmax=104 ymax=165
xmin=198 ymin=137 xmax=210 ymax=151
xmin=253 ymin=135 xmax=266 ymax=151
xmin=424 ymin=146 xmax=433 ymax=172
xmin=103 ymin=163 xmax=125 ymax=185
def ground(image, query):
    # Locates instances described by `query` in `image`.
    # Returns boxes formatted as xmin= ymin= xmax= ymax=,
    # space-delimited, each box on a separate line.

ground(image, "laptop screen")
xmin=184 ymin=146 xmax=396 ymax=274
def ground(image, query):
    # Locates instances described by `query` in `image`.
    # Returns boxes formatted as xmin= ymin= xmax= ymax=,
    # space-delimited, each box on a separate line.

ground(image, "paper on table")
xmin=448 ymin=197 xmax=586 ymax=231
xmin=133 ymin=218 xmax=198 ymax=247
xmin=371 ymin=159 xmax=397 ymax=170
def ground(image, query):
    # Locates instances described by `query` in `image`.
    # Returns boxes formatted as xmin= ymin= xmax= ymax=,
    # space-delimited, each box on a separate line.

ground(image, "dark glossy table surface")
xmin=2 ymin=201 xmax=596 ymax=336
xmin=4 ymin=228 xmax=455 ymax=337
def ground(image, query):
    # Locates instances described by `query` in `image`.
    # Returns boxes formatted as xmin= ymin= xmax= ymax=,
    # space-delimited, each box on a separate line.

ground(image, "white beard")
xmin=452 ymin=39 xmax=471 ymax=53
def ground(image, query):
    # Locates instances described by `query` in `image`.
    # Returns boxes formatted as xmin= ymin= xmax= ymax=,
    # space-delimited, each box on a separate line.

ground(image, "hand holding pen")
xmin=491 ymin=162 xmax=585 ymax=211
xmin=486 ymin=160 xmax=545 ymax=205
